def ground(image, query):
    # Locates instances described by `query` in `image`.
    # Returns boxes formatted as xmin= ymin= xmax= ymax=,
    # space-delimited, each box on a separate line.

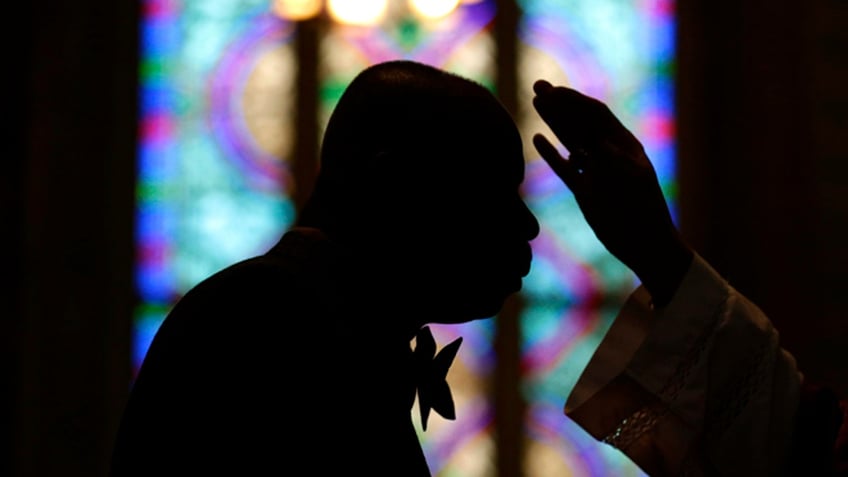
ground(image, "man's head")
xmin=298 ymin=60 xmax=539 ymax=324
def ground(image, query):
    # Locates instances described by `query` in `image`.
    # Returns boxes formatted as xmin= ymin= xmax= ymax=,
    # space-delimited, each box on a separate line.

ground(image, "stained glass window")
xmin=136 ymin=0 xmax=297 ymax=371
xmin=517 ymin=0 xmax=674 ymax=474
xmin=136 ymin=0 xmax=674 ymax=475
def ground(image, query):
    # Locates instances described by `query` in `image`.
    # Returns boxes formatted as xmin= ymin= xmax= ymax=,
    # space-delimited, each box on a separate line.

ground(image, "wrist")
xmin=633 ymin=235 xmax=694 ymax=308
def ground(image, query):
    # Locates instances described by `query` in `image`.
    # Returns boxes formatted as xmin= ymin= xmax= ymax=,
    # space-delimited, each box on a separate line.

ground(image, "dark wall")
xmin=9 ymin=1 xmax=138 ymax=476
xmin=8 ymin=0 xmax=847 ymax=475
xmin=677 ymin=0 xmax=848 ymax=395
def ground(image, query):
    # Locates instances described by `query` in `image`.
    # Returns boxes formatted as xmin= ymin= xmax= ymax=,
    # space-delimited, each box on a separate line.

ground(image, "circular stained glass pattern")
xmin=208 ymin=15 xmax=296 ymax=193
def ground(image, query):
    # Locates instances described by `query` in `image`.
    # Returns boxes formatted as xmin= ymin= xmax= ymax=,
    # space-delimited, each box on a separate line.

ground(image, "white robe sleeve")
xmin=565 ymin=253 xmax=803 ymax=476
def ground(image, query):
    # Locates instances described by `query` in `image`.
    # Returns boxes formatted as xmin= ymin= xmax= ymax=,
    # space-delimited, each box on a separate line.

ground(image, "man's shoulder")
xmin=144 ymin=229 xmax=341 ymax=354
xmin=198 ymin=253 xmax=298 ymax=289
xmin=184 ymin=249 xmax=314 ymax=301
xmin=192 ymin=227 xmax=338 ymax=295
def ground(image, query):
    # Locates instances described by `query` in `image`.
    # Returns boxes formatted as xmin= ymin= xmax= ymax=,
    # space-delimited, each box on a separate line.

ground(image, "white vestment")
xmin=566 ymin=253 xmax=802 ymax=476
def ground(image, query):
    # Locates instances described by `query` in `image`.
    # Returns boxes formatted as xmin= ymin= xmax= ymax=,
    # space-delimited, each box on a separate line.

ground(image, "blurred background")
xmin=5 ymin=0 xmax=847 ymax=475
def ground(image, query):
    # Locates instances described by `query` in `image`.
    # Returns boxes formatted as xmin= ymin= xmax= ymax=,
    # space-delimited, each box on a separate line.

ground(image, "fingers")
xmin=533 ymin=79 xmax=554 ymax=95
xmin=532 ymin=133 xmax=582 ymax=193
xmin=531 ymin=80 xmax=642 ymax=156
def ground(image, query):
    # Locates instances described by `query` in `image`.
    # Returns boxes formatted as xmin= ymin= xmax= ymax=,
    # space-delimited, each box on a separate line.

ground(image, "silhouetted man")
xmin=111 ymin=60 xmax=540 ymax=476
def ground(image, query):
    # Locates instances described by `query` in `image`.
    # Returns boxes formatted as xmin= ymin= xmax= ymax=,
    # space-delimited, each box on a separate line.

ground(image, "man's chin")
xmin=430 ymin=314 xmax=495 ymax=325
xmin=432 ymin=291 xmax=519 ymax=324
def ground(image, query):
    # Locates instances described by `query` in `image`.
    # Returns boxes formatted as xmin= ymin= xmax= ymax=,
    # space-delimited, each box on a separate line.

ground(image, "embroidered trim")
xmin=600 ymin=294 xmax=729 ymax=452
xmin=701 ymin=300 xmax=774 ymax=441
xmin=602 ymin=405 xmax=663 ymax=450
xmin=678 ymin=294 xmax=777 ymax=476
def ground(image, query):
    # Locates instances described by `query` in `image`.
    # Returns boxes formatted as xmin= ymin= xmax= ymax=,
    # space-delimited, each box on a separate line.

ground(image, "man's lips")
xmin=520 ymin=244 xmax=533 ymax=276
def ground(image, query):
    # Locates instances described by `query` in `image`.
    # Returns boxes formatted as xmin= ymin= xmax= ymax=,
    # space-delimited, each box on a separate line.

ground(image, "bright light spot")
xmin=327 ymin=0 xmax=388 ymax=25
xmin=271 ymin=0 xmax=323 ymax=21
xmin=409 ymin=0 xmax=460 ymax=19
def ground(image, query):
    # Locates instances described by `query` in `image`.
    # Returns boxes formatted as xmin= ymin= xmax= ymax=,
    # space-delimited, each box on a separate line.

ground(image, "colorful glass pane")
xmin=136 ymin=0 xmax=297 ymax=373
xmin=517 ymin=0 xmax=674 ymax=474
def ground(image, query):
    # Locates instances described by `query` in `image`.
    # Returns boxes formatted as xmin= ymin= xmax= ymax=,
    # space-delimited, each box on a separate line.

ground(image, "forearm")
xmin=630 ymin=233 xmax=694 ymax=309
xmin=565 ymin=253 xmax=803 ymax=476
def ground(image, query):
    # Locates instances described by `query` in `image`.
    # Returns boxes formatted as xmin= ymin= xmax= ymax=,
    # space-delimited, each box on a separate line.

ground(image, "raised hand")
xmin=531 ymin=80 xmax=692 ymax=306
